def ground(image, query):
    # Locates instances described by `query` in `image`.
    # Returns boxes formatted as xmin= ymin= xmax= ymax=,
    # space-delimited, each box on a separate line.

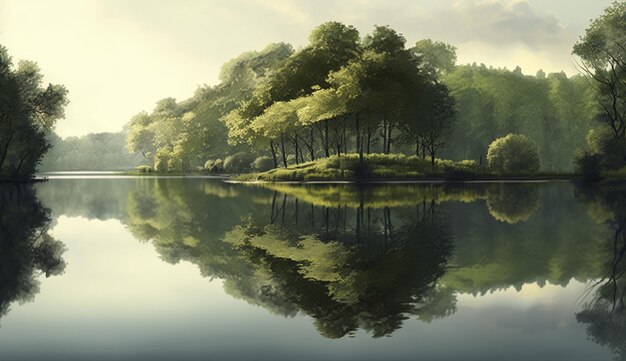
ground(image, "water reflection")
xmin=224 ymin=198 xmax=454 ymax=338
xmin=24 ymin=178 xmax=626 ymax=357
xmin=0 ymin=184 xmax=65 ymax=322
xmin=117 ymin=180 xmax=593 ymax=338
xmin=575 ymin=183 xmax=626 ymax=360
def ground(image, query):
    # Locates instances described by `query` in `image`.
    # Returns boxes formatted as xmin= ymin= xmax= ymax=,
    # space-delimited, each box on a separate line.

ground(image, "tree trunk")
xmin=386 ymin=126 xmax=393 ymax=154
xmin=270 ymin=140 xmax=278 ymax=169
xmin=366 ymin=123 xmax=372 ymax=154
xmin=293 ymin=131 xmax=300 ymax=165
xmin=356 ymin=115 xmax=363 ymax=163
xmin=0 ymin=131 xmax=17 ymax=172
xmin=324 ymin=121 xmax=330 ymax=158
xmin=309 ymin=127 xmax=315 ymax=161
xmin=342 ymin=122 xmax=347 ymax=155
xmin=280 ymin=133 xmax=287 ymax=168
xmin=382 ymin=118 xmax=388 ymax=153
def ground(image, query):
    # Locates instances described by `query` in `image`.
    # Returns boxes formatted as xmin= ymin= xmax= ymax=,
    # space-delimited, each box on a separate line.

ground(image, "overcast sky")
xmin=0 ymin=0 xmax=614 ymax=137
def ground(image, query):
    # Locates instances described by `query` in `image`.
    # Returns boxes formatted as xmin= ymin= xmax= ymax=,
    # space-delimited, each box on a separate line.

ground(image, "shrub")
xmin=204 ymin=159 xmax=215 ymax=170
xmin=204 ymin=159 xmax=225 ymax=173
xmin=211 ymin=159 xmax=224 ymax=173
xmin=223 ymin=152 xmax=254 ymax=173
xmin=154 ymin=147 xmax=172 ymax=172
xmin=135 ymin=165 xmax=153 ymax=173
xmin=574 ymin=151 xmax=602 ymax=181
xmin=487 ymin=134 xmax=540 ymax=174
xmin=250 ymin=156 xmax=274 ymax=172
xmin=444 ymin=166 xmax=475 ymax=180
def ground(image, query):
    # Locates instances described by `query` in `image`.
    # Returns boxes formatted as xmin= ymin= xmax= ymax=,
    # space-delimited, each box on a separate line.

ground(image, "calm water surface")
xmin=1 ymin=177 xmax=625 ymax=360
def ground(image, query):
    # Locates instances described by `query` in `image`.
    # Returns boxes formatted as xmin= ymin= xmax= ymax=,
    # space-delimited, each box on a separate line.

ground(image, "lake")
xmin=0 ymin=176 xmax=624 ymax=361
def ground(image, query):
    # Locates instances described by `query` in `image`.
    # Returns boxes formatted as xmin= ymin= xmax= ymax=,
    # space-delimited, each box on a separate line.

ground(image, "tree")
xmin=0 ymin=45 xmax=68 ymax=180
xmin=417 ymin=82 xmax=456 ymax=166
xmin=126 ymin=112 xmax=156 ymax=160
xmin=412 ymin=39 xmax=457 ymax=77
xmin=225 ymin=22 xmax=362 ymax=166
xmin=487 ymin=134 xmax=540 ymax=174
xmin=573 ymin=2 xmax=626 ymax=154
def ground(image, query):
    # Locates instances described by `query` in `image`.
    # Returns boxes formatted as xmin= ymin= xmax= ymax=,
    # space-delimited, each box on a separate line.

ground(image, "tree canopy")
xmin=0 ymin=45 xmax=68 ymax=180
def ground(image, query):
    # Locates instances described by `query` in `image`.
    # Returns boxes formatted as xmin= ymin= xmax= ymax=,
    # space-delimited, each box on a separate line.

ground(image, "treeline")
xmin=443 ymin=66 xmax=595 ymax=170
xmin=125 ymin=21 xmax=604 ymax=173
xmin=40 ymin=132 xmax=143 ymax=171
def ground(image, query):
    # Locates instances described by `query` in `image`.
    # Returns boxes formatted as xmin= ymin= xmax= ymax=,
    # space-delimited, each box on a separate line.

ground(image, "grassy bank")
xmin=231 ymin=153 xmax=587 ymax=182
xmin=234 ymin=153 xmax=510 ymax=182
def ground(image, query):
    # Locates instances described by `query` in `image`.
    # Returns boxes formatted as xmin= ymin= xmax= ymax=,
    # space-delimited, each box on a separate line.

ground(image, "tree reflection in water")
xmin=576 ymin=183 xmax=626 ymax=360
xmin=224 ymin=191 xmax=455 ymax=338
xmin=122 ymin=179 xmax=626 ymax=341
xmin=0 ymin=184 xmax=65 ymax=321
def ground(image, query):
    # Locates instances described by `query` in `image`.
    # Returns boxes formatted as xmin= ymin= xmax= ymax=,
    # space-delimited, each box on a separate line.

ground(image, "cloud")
xmin=425 ymin=1 xmax=575 ymax=50
xmin=252 ymin=0 xmax=312 ymax=27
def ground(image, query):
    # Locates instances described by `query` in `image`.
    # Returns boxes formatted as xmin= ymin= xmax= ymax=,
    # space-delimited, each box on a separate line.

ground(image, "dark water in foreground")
xmin=1 ymin=176 xmax=625 ymax=360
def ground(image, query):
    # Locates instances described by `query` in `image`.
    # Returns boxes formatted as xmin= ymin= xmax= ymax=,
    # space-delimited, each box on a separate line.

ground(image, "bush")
xmin=204 ymin=159 xmax=223 ymax=173
xmin=223 ymin=152 xmax=254 ymax=173
xmin=135 ymin=165 xmax=153 ymax=173
xmin=211 ymin=159 xmax=224 ymax=173
xmin=154 ymin=147 xmax=172 ymax=172
xmin=286 ymin=154 xmax=296 ymax=166
xmin=250 ymin=156 xmax=274 ymax=172
xmin=487 ymin=134 xmax=540 ymax=174
xmin=574 ymin=151 xmax=603 ymax=181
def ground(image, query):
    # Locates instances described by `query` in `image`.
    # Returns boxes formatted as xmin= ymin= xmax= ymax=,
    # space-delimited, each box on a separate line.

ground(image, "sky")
xmin=0 ymin=0 xmax=614 ymax=138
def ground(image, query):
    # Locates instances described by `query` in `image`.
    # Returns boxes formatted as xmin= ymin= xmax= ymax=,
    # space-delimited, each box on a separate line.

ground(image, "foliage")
xmin=573 ymin=1 xmax=626 ymax=145
xmin=487 ymin=134 xmax=540 ymax=174
xmin=443 ymin=65 xmax=595 ymax=171
xmin=124 ymin=21 xmax=603 ymax=177
xmin=574 ymin=150 xmax=603 ymax=181
xmin=135 ymin=165 xmax=153 ymax=173
xmin=40 ymin=131 xmax=143 ymax=171
xmin=126 ymin=43 xmax=294 ymax=172
xmin=242 ymin=153 xmax=478 ymax=181
xmin=223 ymin=152 xmax=255 ymax=173
xmin=0 ymin=45 xmax=68 ymax=179
xmin=250 ymin=156 xmax=273 ymax=172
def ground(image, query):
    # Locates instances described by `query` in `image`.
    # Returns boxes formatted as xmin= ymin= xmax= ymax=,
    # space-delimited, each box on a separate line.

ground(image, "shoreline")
xmin=22 ymin=171 xmax=626 ymax=185
xmin=224 ymin=176 xmax=580 ymax=185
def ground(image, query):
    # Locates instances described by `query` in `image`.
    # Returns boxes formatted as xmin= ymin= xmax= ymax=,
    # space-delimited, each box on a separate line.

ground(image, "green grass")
xmin=603 ymin=166 xmax=626 ymax=179
xmin=234 ymin=153 xmax=488 ymax=182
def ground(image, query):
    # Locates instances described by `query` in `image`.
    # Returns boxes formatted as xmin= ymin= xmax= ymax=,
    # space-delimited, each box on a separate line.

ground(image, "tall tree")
xmin=0 ymin=46 xmax=68 ymax=180
xmin=573 ymin=2 xmax=626 ymax=144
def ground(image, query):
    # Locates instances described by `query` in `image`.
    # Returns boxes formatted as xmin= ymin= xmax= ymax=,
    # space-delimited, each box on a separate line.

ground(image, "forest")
xmin=39 ymin=131 xmax=143 ymax=171
xmin=123 ymin=2 xmax=626 ymax=179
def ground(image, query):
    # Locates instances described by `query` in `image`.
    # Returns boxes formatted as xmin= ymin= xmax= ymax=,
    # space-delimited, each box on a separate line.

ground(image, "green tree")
xmin=0 ymin=46 xmax=68 ymax=180
xmin=487 ymin=133 xmax=540 ymax=174
xmin=412 ymin=39 xmax=457 ymax=76
xmin=573 ymin=1 xmax=626 ymax=148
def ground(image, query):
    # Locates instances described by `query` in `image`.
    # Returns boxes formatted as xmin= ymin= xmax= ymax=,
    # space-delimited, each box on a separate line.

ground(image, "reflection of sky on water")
xmin=0 ymin=216 xmax=611 ymax=361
